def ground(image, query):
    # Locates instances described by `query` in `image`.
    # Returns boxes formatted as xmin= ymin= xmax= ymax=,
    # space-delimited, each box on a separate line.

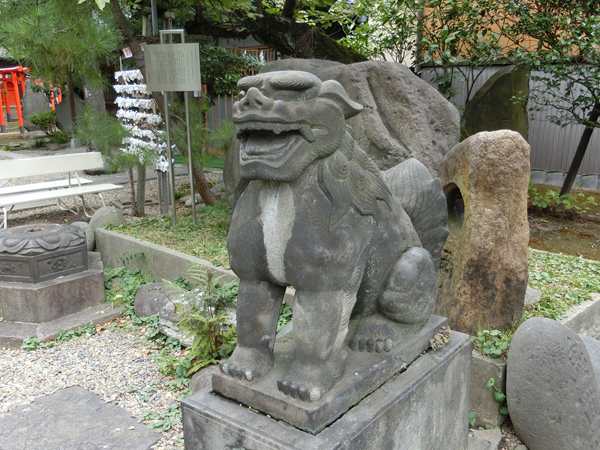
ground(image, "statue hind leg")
xmin=350 ymin=247 xmax=437 ymax=353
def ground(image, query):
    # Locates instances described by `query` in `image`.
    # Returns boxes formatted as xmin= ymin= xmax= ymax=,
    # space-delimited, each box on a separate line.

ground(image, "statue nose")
xmin=239 ymin=87 xmax=274 ymax=111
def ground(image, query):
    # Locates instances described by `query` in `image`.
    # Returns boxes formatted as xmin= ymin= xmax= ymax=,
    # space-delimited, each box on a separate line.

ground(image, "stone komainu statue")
xmin=221 ymin=70 xmax=448 ymax=402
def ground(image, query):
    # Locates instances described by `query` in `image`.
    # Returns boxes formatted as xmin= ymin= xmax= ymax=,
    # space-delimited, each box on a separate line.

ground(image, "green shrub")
xmin=29 ymin=110 xmax=57 ymax=133
xmin=48 ymin=130 xmax=71 ymax=144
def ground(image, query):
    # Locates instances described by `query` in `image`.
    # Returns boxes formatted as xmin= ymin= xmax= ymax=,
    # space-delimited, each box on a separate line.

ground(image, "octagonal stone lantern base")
xmin=0 ymin=223 xmax=106 ymax=327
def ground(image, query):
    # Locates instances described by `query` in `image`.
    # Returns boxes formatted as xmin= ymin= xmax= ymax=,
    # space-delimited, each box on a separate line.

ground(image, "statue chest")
xmin=257 ymin=182 xmax=296 ymax=285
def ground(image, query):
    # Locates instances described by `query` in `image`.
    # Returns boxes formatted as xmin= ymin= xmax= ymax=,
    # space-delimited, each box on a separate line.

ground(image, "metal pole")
xmin=164 ymin=91 xmax=176 ymax=225
xmin=159 ymin=30 xmax=179 ymax=225
xmin=151 ymin=0 xmax=158 ymax=36
xmin=184 ymin=90 xmax=196 ymax=225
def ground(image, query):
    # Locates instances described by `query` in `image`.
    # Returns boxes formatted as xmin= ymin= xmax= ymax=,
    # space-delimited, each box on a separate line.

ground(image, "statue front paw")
xmin=219 ymin=346 xmax=273 ymax=382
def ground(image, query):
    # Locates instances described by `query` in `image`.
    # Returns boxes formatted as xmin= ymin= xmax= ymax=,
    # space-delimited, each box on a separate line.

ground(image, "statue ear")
xmin=319 ymin=80 xmax=363 ymax=119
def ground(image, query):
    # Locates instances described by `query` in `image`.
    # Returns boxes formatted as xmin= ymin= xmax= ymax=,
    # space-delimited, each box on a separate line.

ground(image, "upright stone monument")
xmin=182 ymin=71 xmax=472 ymax=449
xmin=461 ymin=65 xmax=529 ymax=140
xmin=435 ymin=130 xmax=530 ymax=333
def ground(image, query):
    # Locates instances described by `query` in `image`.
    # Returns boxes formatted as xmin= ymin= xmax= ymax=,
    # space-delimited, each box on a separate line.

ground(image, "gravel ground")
xmin=0 ymin=324 xmax=186 ymax=449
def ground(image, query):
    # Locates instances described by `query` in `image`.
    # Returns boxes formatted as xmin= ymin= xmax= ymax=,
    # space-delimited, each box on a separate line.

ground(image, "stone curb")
xmin=0 ymin=304 xmax=123 ymax=348
xmin=95 ymin=228 xmax=296 ymax=306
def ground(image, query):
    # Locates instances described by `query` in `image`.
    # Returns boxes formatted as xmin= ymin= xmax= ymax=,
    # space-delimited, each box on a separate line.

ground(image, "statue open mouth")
xmin=236 ymin=121 xmax=316 ymax=165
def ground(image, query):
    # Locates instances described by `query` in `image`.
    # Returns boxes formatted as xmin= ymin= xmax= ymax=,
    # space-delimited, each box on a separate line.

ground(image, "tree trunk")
xmin=135 ymin=163 xmax=146 ymax=216
xmin=560 ymin=102 xmax=600 ymax=196
xmin=66 ymin=71 xmax=76 ymax=128
xmin=129 ymin=168 xmax=137 ymax=214
xmin=192 ymin=162 xmax=216 ymax=206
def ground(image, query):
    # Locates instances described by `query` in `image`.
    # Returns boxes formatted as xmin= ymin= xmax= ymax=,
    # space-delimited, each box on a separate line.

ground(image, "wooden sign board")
xmin=145 ymin=43 xmax=202 ymax=92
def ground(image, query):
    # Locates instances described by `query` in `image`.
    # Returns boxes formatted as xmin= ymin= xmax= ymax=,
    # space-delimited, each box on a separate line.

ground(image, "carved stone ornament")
xmin=0 ymin=223 xmax=86 ymax=256
xmin=0 ymin=223 xmax=87 ymax=283
xmin=222 ymin=70 xmax=449 ymax=403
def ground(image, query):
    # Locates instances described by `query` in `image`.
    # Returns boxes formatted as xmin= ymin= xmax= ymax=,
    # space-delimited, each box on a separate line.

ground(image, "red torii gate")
xmin=0 ymin=66 xmax=29 ymax=134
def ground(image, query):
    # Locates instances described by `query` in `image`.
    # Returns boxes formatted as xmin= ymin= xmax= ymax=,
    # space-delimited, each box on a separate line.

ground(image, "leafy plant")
xmin=163 ymin=265 xmax=239 ymax=375
xmin=142 ymin=402 xmax=181 ymax=431
xmin=472 ymin=329 xmax=510 ymax=358
xmin=485 ymin=378 xmax=508 ymax=416
xmin=21 ymin=322 xmax=97 ymax=351
xmin=528 ymin=182 xmax=598 ymax=214
xmin=469 ymin=411 xmax=477 ymax=428
xmin=277 ymin=302 xmax=293 ymax=332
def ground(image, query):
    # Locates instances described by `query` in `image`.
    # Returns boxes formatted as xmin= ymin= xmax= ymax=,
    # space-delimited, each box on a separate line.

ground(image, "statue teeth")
xmin=273 ymin=124 xmax=283 ymax=134
xmin=299 ymin=125 xmax=316 ymax=142
xmin=254 ymin=122 xmax=264 ymax=130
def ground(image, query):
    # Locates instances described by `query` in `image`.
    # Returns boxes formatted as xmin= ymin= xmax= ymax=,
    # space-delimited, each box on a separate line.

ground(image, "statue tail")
xmin=382 ymin=159 xmax=449 ymax=268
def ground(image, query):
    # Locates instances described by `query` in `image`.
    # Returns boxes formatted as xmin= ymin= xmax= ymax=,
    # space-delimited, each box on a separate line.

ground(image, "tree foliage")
xmin=0 ymin=0 xmax=121 ymax=121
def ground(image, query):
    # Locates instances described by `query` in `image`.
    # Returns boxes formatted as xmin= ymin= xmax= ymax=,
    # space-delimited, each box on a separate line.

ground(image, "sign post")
xmin=145 ymin=30 xmax=202 ymax=225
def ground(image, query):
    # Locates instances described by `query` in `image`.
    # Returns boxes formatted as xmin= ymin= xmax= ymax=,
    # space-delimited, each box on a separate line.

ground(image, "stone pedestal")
xmin=182 ymin=331 xmax=472 ymax=450
xmin=0 ymin=252 xmax=104 ymax=324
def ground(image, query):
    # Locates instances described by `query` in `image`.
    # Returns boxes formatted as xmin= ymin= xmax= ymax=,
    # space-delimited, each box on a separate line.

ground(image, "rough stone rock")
xmin=55 ymin=92 xmax=85 ymax=132
xmin=225 ymin=60 xmax=460 ymax=206
xmin=507 ymin=317 xmax=600 ymax=450
xmin=0 ymin=386 xmax=159 ymax=450
xmin=524 ymin=286 xmax=541 ymax=306
xmin=472 ymin=428 xmax=502 ymax=446
xmin=71 ymin=221 xmax=95 ymax=251
xmin=134 ymin=282 xmax=169 ymax=318
xmin=581 ymin=334 xmax=600 ymax=390
xmin=22 ymin=80 xmax=51 ymax=132
xmin=89 ymin=206 xmax=126 ymax=232
xmin=23 ymin=130 xmax=49 ymax=140
xmin=435 ymin=130 xmax=530 ymax=333
xmin=462 ymin=65 xmax=529 ymax=140
xmin=468 ymin=436 xmax=497 ymax=450
xmin=184 ymin=194 xmax=203 ymax=207
xmin=158 ymin=293 xmax=195 ymax=347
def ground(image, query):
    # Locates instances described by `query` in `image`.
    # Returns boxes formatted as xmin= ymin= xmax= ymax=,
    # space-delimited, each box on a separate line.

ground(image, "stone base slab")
xmin=0 ymin=303 xmax=123 ymax=348
xmin=0 ymin=386 xmax=159 ymax=449
xmin=0 ymin=252 xmax=104 ymax=323
xmin=212 ymin=315 xmax=447 ymax=434
xmin=182 ymin=331 xmax=472 ymax=450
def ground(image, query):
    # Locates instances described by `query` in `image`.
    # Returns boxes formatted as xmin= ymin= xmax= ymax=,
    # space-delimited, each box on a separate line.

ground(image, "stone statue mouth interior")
xmin=222 ymin=70 xmax=449 ymax=403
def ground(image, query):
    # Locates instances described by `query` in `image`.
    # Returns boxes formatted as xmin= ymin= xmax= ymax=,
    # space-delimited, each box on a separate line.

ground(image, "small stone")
xmin=134 ymin=283 xmax=169 ymax=318
xmin=524 ymin=286 xmax=541 ymax=306
xmin=472 ymin=428 xmax=502 ymax=445
xmin=89 ymin=206 xmax=126 ymax=232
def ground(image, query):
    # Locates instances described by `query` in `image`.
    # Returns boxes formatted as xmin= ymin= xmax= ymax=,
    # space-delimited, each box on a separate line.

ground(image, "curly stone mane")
xmin=318 ymin=125 xmax=392 ymax=228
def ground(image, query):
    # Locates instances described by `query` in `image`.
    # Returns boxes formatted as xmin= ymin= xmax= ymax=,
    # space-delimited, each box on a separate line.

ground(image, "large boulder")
xmin=55 ymin=92 xmax=85 ymax=132
xmin=224 ymin=60 xmax=460 ymax=206
xmin=22 ymin=80 xmax=51 ymax=132
xmin=507 ymin=318 xmax=600 ymax=450
xmin=134 ymin=283 xmax=170 ymax=318
xmin=435 ymin=130 xmax=530 ymax=333
xmin=462 ymin=65 xmax=529 ymax=140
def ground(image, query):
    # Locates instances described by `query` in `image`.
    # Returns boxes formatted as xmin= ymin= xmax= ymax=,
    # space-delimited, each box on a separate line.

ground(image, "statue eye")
xmin=270 ymin=73 xmax=315 ymax=91
xmin=238 ymin=75 xmax=263 ymax=91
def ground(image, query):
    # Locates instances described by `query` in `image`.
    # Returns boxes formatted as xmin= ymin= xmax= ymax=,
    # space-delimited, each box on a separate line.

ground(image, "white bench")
xmin=0 ymin=152 xmax=123 ymax=228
